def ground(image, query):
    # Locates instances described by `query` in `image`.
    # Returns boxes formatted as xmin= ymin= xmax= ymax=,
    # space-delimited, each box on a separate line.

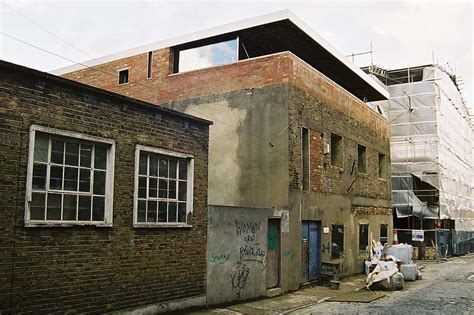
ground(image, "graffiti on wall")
xmin=229 ymin=219 xmax=267 ymax=297
xmin=230 ymin=262 xmax=250 ymax=297
xmin=210 ymin=252 xmax=231 ymax=264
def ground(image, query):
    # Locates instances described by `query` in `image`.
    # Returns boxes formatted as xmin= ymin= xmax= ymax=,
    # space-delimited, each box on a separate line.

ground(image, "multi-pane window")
xmin=134 ymin=145 xmax=193 ymax=226
xmin=26 ymin=125 xmax=114 ymax=226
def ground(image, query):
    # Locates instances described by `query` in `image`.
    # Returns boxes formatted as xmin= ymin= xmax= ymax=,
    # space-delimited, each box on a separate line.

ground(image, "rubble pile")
xmin=366 ymin=241 xmax=422 ymax=291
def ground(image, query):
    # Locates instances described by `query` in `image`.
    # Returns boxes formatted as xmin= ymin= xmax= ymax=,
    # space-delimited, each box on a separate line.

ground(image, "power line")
xmin=0 ymin=32 xmax=286 ymax=146
xmin=1 ymin=3 xmax=288 ymax=144
xmin=1 ymin=1 xmax=95 ymax=61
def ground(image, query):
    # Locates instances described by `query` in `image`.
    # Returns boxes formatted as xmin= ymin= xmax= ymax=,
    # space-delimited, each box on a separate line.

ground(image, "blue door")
xmin=301 ymin=221 xmax=320 ymax=283
xmin=309 ymin=222 xmax=320 ymax=281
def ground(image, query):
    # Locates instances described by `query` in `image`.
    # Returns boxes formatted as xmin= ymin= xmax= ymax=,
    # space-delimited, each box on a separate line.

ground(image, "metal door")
xmin=301 ymin=221 xmax=320 ymax=283
xmin=309 ymin=222 xmax=320 ymax=281
xmin=266 ymin=219 xmax=280 ymax=289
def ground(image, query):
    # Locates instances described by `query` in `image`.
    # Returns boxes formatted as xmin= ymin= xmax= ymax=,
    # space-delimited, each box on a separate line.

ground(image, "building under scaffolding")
xmin=364 ymin=64 xmax=474 ymax=256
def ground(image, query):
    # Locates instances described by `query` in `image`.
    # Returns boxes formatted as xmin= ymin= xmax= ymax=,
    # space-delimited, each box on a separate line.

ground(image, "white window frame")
xmin=118 ymin=67 xmax=130 ymax=85
xmin=25 ymin=125 xmax=115 ymax=227
xmin=133 ymin=145 xmax=194 ymax=228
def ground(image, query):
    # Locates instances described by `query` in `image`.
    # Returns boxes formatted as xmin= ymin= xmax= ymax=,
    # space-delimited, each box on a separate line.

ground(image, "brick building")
xmin=57 ymin=10 xmax=392 ymax=305
xmin=0 ymin=61 xmax=211 ymax=313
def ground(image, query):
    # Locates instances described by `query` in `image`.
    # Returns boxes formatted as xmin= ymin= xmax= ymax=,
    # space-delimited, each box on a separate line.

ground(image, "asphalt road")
xmin=295 ymin=255 xmax=474 ymax=314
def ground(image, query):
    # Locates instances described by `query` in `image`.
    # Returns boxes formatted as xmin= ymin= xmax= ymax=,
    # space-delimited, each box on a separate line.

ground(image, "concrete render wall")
xmin=206 ymin=206 xmax=289 ymax=305
xmin=164 ymin=84 xmax=290 ymax=208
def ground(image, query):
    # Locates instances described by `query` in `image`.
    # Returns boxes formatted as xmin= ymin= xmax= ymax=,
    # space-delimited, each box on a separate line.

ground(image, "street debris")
xmin=366 ymin=241 xmax=423 ymax=291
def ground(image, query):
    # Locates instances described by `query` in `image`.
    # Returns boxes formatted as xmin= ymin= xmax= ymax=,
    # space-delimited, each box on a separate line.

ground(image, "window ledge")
xmin=25 ymin=222 xmax=112 ymax=228
xmin=134 ymin=223 xmax=192 ymax=229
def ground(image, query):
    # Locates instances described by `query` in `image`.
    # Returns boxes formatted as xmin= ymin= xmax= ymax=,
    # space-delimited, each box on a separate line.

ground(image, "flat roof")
xmin=2 ymin=60 xmax=212 ymax=125
xmin=52 ymin=10 xmax=389 ymax=101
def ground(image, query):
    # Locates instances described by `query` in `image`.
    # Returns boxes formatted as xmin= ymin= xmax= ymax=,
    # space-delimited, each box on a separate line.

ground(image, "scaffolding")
xmin=365 ymin=65 xmax=474 ymax=238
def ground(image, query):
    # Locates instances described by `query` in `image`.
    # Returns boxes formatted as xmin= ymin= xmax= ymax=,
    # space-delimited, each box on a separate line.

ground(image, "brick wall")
xmin=62 ymin=49 xmax=389 ymax=200
xmin=63 ymin=49 xmax=292 ymax=105
xmin=288 ymin=56 xmax=390 ymax=199
xmin=0 ymin=62 xmax=210 ymax=313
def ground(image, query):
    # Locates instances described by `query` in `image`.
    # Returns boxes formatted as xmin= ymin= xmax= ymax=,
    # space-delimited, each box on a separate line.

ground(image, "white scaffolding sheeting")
xmin=373 ymin=66 xmax=474 ymax=231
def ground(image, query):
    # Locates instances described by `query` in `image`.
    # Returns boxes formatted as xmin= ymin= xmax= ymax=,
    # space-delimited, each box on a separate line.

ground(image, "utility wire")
xmin=1 ymin=2 xmax=288 ymax=144
xmin=1 ymin=31 xmax=288 ymax=145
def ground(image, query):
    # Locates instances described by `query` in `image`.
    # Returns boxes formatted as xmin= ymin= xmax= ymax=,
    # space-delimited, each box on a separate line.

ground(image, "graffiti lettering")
xmin=239 ymin=243 xmax=266 ymax=261
xmin=210 ymin=252 xmax=230 ymax=264
xmin=243 ymin=234 xmax=255 ymax=242
xmin=230 ymin=262 xmax=250 ymax=297
xmin=235 ymin=220 xmax=261 ymax=236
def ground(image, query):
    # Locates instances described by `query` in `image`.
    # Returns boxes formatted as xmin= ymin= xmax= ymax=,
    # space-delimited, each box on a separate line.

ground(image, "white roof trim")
xmin=51 ymin=9 xmax=389 ymax=99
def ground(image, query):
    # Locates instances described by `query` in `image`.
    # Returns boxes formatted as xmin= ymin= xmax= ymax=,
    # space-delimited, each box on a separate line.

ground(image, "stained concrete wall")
xmin=289 ymin=191 xmax=392 ymax=280
xmin=165 ymin=84 xmax=289 ymax=209
xmin=206 ymin=205 xmax=290 ymax=305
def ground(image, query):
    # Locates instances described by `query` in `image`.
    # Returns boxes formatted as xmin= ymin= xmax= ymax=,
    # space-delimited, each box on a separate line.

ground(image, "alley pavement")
xmin=191 ymin=254 xmax=474 ymax=314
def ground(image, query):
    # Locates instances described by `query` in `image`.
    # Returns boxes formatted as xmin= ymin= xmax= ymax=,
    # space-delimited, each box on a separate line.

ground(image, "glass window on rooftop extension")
xmin=175 ymin=38 xmax=238 ymax=73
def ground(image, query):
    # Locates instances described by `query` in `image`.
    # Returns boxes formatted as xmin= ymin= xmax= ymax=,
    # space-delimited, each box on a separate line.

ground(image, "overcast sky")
xmin=1 ymin=0 xmax=472 ymax=108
